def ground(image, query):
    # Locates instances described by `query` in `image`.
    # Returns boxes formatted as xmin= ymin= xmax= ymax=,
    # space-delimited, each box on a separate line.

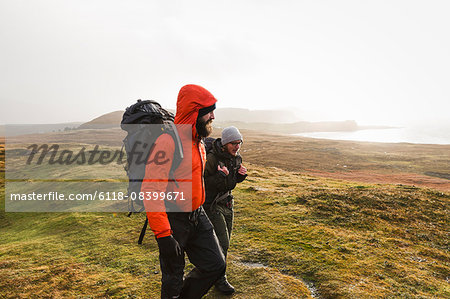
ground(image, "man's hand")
xmin=238 ymin=164 xmax=247 ymax=175
xmin=156 ymin=235 xmax=182 ymax=258
xmin=218 ymin=165 xmax=229 ymax=175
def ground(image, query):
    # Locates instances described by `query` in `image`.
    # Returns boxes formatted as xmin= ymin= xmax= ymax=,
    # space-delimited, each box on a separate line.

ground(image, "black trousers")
xmin=160 ymin=206 xmax=226 ymax=299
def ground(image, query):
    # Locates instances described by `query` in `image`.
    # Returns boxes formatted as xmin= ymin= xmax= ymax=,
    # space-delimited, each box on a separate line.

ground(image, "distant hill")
xmin=214 ymin=120 xmax=359 ymax=133
xmin=77 ymin=108 xmax=363 ymax=133
xmin=214 ymin=108 xmax=299 ymax=123
xmin=77 ymin=108 xmax=299 ymax=130
xmin=77 ymin=111 xmax=123 ymax=129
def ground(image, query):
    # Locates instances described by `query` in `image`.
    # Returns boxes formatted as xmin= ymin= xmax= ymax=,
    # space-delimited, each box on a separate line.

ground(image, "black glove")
xmin=156 ymin=235 xmax=182 ymax=258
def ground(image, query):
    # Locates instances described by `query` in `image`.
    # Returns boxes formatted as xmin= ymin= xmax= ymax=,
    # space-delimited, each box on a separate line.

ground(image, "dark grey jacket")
xmin=204 ymin=138 xmax=247 ymax=205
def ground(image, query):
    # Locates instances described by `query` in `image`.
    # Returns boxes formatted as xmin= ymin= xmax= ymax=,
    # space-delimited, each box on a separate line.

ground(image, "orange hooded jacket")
xmin=141 ymin=84 xmax=217 ymax=238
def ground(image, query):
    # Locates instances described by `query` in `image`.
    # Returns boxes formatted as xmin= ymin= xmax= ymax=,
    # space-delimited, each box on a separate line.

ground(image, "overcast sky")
xmin=1 ymin=0 xmax=449 ymax=126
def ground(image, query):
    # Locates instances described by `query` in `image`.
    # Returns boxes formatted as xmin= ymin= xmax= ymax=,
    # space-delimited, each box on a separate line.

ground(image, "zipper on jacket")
xmin=199 ymin=140 xmax=205 ymax=207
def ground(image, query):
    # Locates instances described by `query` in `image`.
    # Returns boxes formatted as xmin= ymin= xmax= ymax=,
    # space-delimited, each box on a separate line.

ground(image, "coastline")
xmin=293 ymin=127 xmax=450 ymax=145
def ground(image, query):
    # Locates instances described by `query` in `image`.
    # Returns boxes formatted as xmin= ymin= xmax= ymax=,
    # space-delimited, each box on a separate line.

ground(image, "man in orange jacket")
xmin=141 ymin=84 xmax=225 ymax=298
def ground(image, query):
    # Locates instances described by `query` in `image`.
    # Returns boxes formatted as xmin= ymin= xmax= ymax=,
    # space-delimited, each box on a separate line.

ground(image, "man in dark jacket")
xmin=204 ymin=126 xmax=247 ymax=295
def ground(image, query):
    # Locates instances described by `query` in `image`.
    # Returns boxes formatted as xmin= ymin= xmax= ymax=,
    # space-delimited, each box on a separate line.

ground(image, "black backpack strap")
xmin=138 ymin=217 xmax=148 ymax=245
xmin=167 ymin=122 xmax=184 ymax=161
xmin=166 ymin=123 xmax=184 ymax=188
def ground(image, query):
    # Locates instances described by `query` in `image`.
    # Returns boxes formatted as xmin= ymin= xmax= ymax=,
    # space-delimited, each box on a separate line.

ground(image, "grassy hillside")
xmin=232 ymin=164 xmax=449 ymax=298
xmin=1 ymin=134 xmax=449 ymax=298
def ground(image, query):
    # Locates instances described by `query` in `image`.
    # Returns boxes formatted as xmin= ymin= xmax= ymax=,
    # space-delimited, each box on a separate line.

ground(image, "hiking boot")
xmin=215 ymin=275 xmax=235 ymax=295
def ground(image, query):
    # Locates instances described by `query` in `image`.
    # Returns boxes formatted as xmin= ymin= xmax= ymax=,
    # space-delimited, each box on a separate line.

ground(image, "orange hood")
xmin=174 ymin=84 xmax=217 ymax=137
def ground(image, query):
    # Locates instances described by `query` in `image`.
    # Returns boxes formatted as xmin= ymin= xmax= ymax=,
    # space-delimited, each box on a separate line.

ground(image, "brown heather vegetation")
xmin=1 ymin=129 xmax=449 ymax=298
xmin=236 ymin=129 xmax=450 ymax=192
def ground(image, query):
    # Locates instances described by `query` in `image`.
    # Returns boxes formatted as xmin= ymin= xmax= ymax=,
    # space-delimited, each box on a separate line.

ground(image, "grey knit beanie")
xmin=221 ymin=126 xmax=243 ymax=145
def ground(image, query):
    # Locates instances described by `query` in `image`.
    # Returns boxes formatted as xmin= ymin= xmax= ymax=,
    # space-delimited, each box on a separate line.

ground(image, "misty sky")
xmin=1 ymin=0 xmax=449 ymax=126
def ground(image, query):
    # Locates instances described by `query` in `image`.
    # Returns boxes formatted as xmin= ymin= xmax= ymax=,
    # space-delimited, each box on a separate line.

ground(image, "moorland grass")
xmin=231 ymin=165 xmax=449 ymax=298
xmin=1 ymin=140 xmax=449 ymax=298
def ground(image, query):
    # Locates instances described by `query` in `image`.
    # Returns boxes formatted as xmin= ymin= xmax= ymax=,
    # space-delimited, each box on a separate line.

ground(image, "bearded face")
xmin=196 ymin=115 xmax=214 ymax=138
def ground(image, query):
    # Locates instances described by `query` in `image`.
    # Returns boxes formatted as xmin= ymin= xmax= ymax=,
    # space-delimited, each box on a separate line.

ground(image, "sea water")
xmin=294 ymin=126 xmax=450 ymax=145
